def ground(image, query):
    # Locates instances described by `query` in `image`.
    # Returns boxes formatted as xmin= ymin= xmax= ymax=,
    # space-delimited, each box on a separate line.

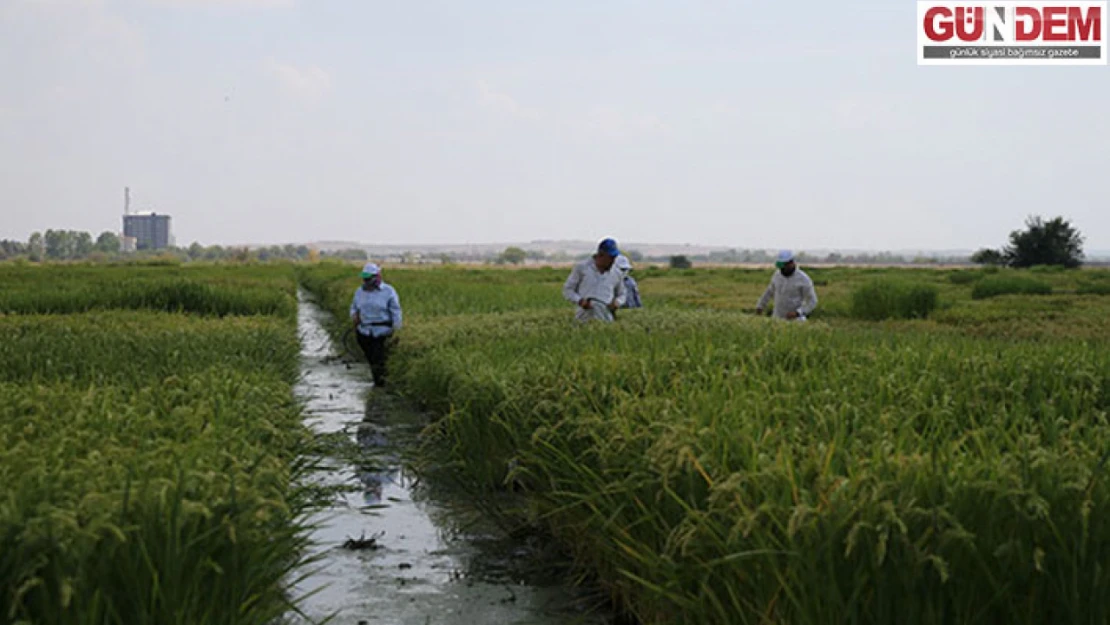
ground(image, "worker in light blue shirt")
xmin=614 ymin=255 xmax=642 ymax=309
xmin=349 ymin=262 xmax=402 ymax=387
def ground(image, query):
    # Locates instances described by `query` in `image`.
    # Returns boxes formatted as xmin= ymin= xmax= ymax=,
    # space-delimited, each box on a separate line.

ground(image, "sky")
xmin=1 ymin=0 xmax=1108 ymax=251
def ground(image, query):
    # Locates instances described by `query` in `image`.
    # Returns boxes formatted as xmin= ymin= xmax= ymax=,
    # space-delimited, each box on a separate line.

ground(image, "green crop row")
xmin=0 ymin=312 xmax=298 ymax=385
xmin=0 ymin=264 xmax=296 ymax=317
xmin=0 ymin=372 xmax=312 ymax=625
xmin=301 ymin=265 xmax=1110 ymax=625
xmin=0 ymin=265 xmax=313 ymax=625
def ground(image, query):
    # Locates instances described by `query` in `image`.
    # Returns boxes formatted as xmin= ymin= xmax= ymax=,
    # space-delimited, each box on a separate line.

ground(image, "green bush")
xmin=850 ymin=279 xmax=939 ymax=320
xmin=1077 ymin=282 xmax=1110 ymax=296
xmin=947 ymin=270 xmax=983 ymax=285
xmin=1029 ymin=264 xmax=1067 ymax=274
xmin=972 ymin=275 xmax=1053 ymax=299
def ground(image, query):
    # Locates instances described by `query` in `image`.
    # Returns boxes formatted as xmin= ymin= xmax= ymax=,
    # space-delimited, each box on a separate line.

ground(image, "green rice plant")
xmin=0 ymin=264 xmax=296 ymax=317
xmin=1078 ymin=281 xmax=1110 ymax=296
xmin=971 ymin=275 xmax=1052 ymax=299
xmin=946 ymin=270 xmax=983 ymax=285
xmin=0 ymin=264 xmax=314 ymax=625
xmin=0 ymin=372 xmax=314 ymax=625
xmin=850 ymin=279 xmax=939 ymax=320
xmin=0 ymin=312 xmax=298 ymax=385
xmin=1029 ymin=264 xmax=1067 ymax=274
xmin=299 ymin=264 xmax=1110 ymax=625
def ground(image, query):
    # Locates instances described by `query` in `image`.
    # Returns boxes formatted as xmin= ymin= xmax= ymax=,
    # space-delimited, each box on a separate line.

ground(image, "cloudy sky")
xmin=1 ymin=0 xmax=1107 ymax=251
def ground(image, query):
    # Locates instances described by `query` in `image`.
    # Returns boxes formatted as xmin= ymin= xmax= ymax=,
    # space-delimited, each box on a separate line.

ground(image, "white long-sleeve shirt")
xmin=756 ymin=269 xmax=818 ymax=320
xmin=563 ymin=259 xmax=627 ymax=320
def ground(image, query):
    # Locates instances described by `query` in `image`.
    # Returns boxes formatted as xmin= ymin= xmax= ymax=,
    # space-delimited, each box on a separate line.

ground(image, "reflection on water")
xmin=288 ymin=292 xmax=611 ymax=625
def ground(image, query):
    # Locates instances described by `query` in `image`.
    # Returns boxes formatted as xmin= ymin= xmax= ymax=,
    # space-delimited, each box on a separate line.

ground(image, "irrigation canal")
xmin=288 ymin=292 xmax=611 ymax=625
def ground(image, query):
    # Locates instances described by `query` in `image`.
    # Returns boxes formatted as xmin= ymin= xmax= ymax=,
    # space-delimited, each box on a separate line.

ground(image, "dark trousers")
xmin=356 ymin=332 xmax=390 ymax=386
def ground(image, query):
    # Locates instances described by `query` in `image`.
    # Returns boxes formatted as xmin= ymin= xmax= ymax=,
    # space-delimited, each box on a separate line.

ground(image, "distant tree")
xmin=334 ymin=248 xmax=368 ymax=261
xmin=186 ymin=242 xmax=204 ymax=260
xmin=669 ymin=255 xmax=692 ymax=269
xmin=498 ymin=246 xmax=528 ymax=265
xmin=27 ymin=232 xmax=43 ymax=262
xmin=0 ymin=239 xmax=28 ymax=260
xmin=203 ymin=245 xmax=226 ymax=261
xmin=44 ymin=230 xmax=67 ymax=259
xmin=94 ymin=231 xmax=120 ymax=254
xmin=971 ymin=248 xmax=1005 ymax=265
xmin=1003 ymin=215 xmax=1084 ymax=269
xmin=73 ymin=232 xmax=94 ymax=258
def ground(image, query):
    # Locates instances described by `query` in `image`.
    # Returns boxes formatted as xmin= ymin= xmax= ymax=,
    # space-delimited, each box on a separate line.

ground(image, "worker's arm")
xmin=388 ymin=288 xmax=403 ymax=332
xmin=755 ymin=278 xmax=775 ymax=313
xmin=799 ymin=277 xmax=818 ymax=316
xmin=563 ymin=264 xmax=585 ymax=305
xmin=350 ymin=290 xmax=361 ymax=327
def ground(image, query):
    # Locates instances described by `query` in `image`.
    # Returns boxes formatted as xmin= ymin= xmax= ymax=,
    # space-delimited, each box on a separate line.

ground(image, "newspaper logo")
xmin=918 ymin=1 xmax=1107 ymax=65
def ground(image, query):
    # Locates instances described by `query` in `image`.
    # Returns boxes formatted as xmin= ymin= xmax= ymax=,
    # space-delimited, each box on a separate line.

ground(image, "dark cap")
xmin=598 ymin=238 xmax=620 ymax=257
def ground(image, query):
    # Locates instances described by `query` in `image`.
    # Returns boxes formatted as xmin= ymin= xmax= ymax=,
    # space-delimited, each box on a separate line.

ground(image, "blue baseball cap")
xmin=598 ymin=238 xmax=620 ymax=257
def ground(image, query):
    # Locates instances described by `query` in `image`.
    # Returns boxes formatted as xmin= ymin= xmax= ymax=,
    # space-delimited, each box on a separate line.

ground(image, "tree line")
xmin=1 ymin=216 xmax=1091 ymax=268
xmin=0 ymin=230 xmax=325 ymax=263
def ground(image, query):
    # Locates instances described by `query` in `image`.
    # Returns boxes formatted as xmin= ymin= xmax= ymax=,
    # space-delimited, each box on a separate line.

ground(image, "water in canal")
xmin=288 ymin=293 xmax=611 ymax=625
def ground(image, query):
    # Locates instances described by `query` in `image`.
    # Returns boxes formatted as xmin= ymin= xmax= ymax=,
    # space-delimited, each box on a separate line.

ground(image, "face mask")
xmin=780 ymin=266 xmax=796 ymax=277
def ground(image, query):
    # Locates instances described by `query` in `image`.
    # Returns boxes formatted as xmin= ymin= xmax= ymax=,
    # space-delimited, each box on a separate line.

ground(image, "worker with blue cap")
xmin=349 ymin=262 xmax=403 ymax=387
xmin=563 ymin=237 xmax=627 ymax=323
xmin=755 ymin=250 xmax=818 ymax=321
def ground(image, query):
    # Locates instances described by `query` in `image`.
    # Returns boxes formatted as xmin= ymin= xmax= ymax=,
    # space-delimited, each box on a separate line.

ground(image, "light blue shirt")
xmin=349 ymin=283 xmax=402 ymax=338
xmin=622 ymin=275 xmax=642 ymax=309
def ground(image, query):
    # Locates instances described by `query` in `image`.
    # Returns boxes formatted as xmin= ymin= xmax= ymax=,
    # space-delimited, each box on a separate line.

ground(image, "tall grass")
xmin=946 ymin=270 xmax=983 ymax=285
xmin=972 ymin=275 xmax=1052 ymax=299
xmin=0 ymin=265 xmax=313 ymax=625
xmin=1078 ymin=281 xmax=1110 ymax=296
xmin=850 ymin=279 xmax=939 ymax=320
xmin=0 ymin=264 xmax=296 ymax=317
xmin=0 ymin=373 xmax=313 ymax=625
xmin=0 ymin=312 xmax=298 ymax=384
xmin=300 ymin=264 xmax=1110 ymax=625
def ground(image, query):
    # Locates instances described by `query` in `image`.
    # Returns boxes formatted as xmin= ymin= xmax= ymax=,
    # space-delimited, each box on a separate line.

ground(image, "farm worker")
xmin=563 ymin=238 xmax=627 ymax=323
xmin=755 ymin=250 xmax=818 ymax=321
xmin=349 ymin=262 xmax=402 ymax=387
xmin=615 ymin=255 xmax=643 ymax=309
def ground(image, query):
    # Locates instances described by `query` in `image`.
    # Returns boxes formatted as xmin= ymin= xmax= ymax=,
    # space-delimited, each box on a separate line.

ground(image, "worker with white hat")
xmin=349 ymin=262 xmax=402 ymax=387
xmin=614 ymin=255 xmax=642 ymax=309
xmin=755 ymin=250 xmax=818 ymax=321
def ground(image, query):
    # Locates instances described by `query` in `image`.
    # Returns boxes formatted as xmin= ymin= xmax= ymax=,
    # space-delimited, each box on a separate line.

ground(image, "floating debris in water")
xmin=342 ymin=530 xmax=384 ymax=550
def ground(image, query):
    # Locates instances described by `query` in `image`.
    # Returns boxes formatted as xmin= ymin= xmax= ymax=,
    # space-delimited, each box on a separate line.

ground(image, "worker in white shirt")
xmin=755 ymin=250 xmax=818 ymax=321
xmin=562 ymin=238 xmax=627 ymax=323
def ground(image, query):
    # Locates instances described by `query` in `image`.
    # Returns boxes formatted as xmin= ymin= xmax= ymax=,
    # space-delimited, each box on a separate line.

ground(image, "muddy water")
xmin=289 ymin=293 xmax=610 ymax=625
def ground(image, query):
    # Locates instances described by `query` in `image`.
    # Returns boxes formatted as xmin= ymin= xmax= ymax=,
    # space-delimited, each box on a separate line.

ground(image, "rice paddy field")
xmin=4 ymin=260 xmax=1110 ymax=625
xmin=300 ymin=262 xmax=1110 ymax=625
xmin=0 ymin=263 xmax=311 ymax=625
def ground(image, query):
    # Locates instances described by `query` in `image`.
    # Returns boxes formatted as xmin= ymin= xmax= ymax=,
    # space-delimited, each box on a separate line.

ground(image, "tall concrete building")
xmin=123 ymin=212 xmax=173 ymax=250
